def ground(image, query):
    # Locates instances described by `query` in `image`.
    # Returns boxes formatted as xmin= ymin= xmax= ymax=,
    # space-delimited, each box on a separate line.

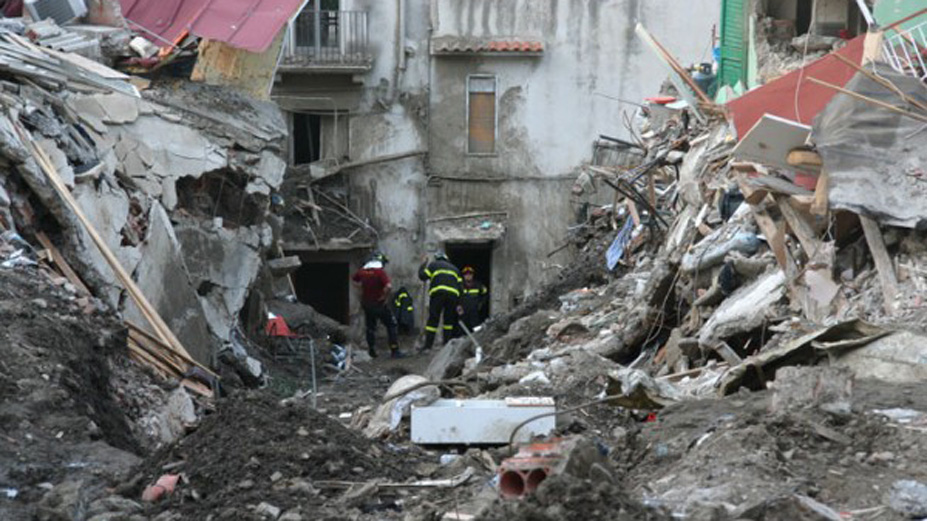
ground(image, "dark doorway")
xmin=292 ymin=262 xmax=350 ymax=324
xmin=796 ymin=0 xmax=813 ymax=36
xmin=445 ymin=241 xmax=492 ymax=320
xmin=292 ymin=113 xmax=321 ymax=165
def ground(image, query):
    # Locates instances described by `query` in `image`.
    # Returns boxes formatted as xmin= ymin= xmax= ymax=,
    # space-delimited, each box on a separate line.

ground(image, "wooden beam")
xmin=34 ymin=231 xmax=91 ymax=295
xmin=811 ymin=170 xmax=829 ymax=217
xmin=860 ymin=216 xmax=899 ymax=315
xmin=751 ymin=206 xmax=788 ymax=270
xmin=776 ymin=196 xmax=819 ymax=258
xmin=787 ymin=149 xmax=823 ymax=168
xmin=737 ymin=175 xmax=769 ymax=205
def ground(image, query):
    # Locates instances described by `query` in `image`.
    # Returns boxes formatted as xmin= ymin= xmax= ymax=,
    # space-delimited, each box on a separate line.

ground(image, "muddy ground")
xmin=4 ymin=251 xmax=927 ymax=520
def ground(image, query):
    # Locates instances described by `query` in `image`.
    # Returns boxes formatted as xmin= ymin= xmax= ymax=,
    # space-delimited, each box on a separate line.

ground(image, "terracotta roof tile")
xmin=433 ymin=38 xmax=544 ymax=54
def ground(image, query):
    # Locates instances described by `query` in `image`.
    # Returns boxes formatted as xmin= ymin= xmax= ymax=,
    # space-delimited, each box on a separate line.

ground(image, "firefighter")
xmin=351 ymin=252 xmax=402 ymax=358
xmin=459 ymin=266 xmax=488 ymax=331
xmin=392 ymin=286 xmax=415 ymax=335
xmin=417 ymin=252 xmax=462 ymax=351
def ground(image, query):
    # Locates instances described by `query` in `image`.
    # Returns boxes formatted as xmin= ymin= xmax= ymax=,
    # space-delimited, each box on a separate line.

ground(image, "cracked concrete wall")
xmin=9 ymin=85 xmax=289 ymax=365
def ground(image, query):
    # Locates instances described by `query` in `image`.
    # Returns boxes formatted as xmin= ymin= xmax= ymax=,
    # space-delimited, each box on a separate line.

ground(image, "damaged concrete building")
xmin=274 ymin=0 xmax=720 ymax=327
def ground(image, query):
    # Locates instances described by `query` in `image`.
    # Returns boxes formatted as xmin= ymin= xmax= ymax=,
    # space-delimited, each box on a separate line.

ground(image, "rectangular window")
xmin=467 ymin=75 xmax=496 ymax=155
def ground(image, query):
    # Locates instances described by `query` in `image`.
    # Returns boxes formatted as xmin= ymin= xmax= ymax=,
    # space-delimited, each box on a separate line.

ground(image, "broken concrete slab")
xmin=175 ymin=222 xmax=267 ymax=341
xmin=698 ymin=269 xmax=786 ymax=347
xmin=424 ymin=336 xmax=473 ymax=381
xmin=833 ymin=330 xmax=927 ymax=384
xmin=769 ymin=366 xmax=853 ymax=415
xmin=122 ymin=204 xmax=216 ymax=364
xmin=719 ymin=320 xmax=887 ymax=395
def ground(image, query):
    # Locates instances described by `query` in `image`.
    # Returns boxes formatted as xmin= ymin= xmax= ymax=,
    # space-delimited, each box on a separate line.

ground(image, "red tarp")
xmin=726 ymin=35 xmax=866 ymax=139
xmin=119 ymin=0 xmax=305 ymax=53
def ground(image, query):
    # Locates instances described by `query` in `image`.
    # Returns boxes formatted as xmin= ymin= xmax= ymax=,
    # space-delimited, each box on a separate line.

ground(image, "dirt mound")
xmin=0 ymin=266 xmax=142 ymax=519
xmin=477 ymin=474 xmax=671 ymax=521
xmin=138 ymin=391 xmax=416 ymax=519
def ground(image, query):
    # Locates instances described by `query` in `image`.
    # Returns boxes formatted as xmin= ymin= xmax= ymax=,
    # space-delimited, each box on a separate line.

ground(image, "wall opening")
xmin=445 ymin=241 xmax=492 ymax=319
xmin=292 ymin=112 xmax=321 ymax=165
xmin=291 ymin=261 xmax=350 ymax=324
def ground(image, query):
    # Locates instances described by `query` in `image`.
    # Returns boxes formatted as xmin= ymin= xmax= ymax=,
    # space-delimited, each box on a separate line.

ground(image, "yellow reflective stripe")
xmin=443 ymin=325 xmax=454 ymax=330
xmin=425 ymin=326 xmax=438 ymax=332
xmin=424 ymin=269 xmax=433 ymax=278
xmin=431 ymin=269 xmax=461 ymax=281
xmin=430 ymin=286 xmax=460 ymax=296
xmin=465 ymin=289 xmax=482 ymax=295
xmin=406 ymin=307 xmax=413 ymax=311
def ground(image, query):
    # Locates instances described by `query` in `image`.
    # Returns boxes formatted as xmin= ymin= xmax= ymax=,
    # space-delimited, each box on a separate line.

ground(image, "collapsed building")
xmin=4 ymin=0 xmax=927 ymax=520
xmin=273 ymin=0 xmax=719 ymax=326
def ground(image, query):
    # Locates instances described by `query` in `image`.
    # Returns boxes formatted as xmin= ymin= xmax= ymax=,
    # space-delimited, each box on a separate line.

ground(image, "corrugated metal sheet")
xmin=120 ymin=0 xmax=305 ymax=53
xmin=726 ymin=35 xmax=865 ymax=139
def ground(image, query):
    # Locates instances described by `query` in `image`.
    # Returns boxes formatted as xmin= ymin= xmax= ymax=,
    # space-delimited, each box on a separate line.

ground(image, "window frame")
xmin=465 ymin=74 xmax=498 ymax=156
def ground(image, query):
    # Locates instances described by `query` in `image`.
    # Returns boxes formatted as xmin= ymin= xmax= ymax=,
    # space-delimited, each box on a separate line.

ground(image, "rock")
xmin=423 ymin=336 xmax=472 ymax=380
xmin=287 ymin=479 xmax=317 ymax=496
xmin=769 ymin=366 xmax=853 ymax=415
xmin=238 ymin=479 xmax=255 ymax=490
xmin=32 ymin=298 xmax=48 ymax=309
xmin=869 ymin=451 xmax=896 ymax=464
xmin=737 ymin=494 xmax=842 ymax=520
xmin=87 ymin=495 xmax=142 ymax=517
xmin=889 ymin=480 xmax=927 ymax=518
xmin=88 ymin=514 xmax=147 ymax=521
xmin=255 ymin=501 xmax=282 ymax=519
xmin=36 ymin=480 xmax=87 ymax=521
xmin=279 ymin=510 xmax=304 ymax=521
xmin=270 ymin=471 xmax=283 ymax=483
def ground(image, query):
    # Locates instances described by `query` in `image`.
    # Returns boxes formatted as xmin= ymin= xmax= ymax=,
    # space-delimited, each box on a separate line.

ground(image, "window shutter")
xmin=468 ymin=77 xmax=496 ymax=154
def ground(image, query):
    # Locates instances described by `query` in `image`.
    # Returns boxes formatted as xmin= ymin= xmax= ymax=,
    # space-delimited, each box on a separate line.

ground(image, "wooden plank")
xmin=860 ymin=216 xmax=899 ymax=315
xmin=811 ymin=170 xmax=829 ymax=217
xmin=776 ymin=196 xmax=819 ymax=258
xmin=787 ymin=149 xmax=823 ymax=168
xmin=737 ymin=175 xmax=769 ymax=205
xmin=747 ymin=174 xmax=814 ymax=197
xmin=126 ymin=322 xmax=217 ymax=378
xmin=15 ymin=119 xmax=199 ymax=367
xmin=751 ymin=206 xmax=788 ymax=270
xmin=34 ymin=232 xmax=91 ymax=295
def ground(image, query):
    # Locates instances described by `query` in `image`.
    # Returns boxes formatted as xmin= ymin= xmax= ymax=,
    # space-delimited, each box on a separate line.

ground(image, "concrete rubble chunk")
xmin=699 ymin=269 xmax=786 ymax=347
xmin=769 ymin=366 xmax=853 ymax=415
xmin=889 ymin=480 xmax=927 ymax=518
xmin=255 ymin=501 xmax=282 ymax=519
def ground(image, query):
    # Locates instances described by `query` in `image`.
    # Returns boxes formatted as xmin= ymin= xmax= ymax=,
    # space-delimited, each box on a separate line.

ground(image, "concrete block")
xmin=769 ymin=366 xmax=853 ymax=415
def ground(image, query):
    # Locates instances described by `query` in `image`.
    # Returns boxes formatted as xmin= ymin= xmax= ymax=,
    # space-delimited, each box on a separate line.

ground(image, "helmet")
xmin=434 ymin=252 xmax=449 ymax=261
xmin=371 ymin=251 xmax=389 ymax=264
xmin=462 ymin=265 xmax=475 ymax=275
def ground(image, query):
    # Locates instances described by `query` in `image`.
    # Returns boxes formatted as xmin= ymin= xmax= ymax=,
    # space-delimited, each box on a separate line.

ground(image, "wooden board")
xmin=860 ymin=216 xmax=898 ymax=315
xmin=34 ymin=231 xmax=91 ymax=295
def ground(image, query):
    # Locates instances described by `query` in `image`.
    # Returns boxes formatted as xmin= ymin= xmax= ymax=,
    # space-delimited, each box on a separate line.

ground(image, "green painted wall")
xmin=875 ymin=0 xmax=927 ymax=32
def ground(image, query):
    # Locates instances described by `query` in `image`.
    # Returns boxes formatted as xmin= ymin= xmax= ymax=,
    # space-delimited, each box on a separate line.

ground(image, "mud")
xmin=0 ymin=267 xmax=143 ymax=520
xmin=135 ymin=391 xmax=423 ymax=519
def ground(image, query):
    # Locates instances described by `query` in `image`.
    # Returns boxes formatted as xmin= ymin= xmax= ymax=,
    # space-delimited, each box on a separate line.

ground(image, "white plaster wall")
xmin=430 ymin=0 xmax=720 ymax=176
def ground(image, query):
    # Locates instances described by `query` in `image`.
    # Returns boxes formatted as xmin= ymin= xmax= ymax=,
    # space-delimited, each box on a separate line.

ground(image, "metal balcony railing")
xmin=883 ymin=20 xmax=927 ymax=81
xmin=283 ymin=10 xmax=371 ymax=68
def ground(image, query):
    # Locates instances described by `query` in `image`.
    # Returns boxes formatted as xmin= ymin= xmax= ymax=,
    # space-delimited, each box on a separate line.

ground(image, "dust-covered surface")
xmin=135 ymin=391 xmax=422 ymax=520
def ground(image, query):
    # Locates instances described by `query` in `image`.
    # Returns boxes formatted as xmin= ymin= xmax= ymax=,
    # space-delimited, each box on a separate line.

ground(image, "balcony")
xmin=281 ymin=10 xmax=372 ymax=73
xmin=883 ymin=18 xmax=927 ymax=82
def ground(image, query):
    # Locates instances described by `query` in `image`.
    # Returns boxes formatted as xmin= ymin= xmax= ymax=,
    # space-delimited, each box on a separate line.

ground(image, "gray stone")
xmin=36 ymin=480 xmax=87 ymax=521
xmin=279 ymin=511 xmax=304 ymax=521
xmin=122 ymin=204 xmax=217 ymax=364
xmin=424 ymin=336 xmax=472 ymax=380
xmin=87 ymin=495 xmax=142 ymax=517
xmin=255 ymin=502 xmax=281 ymax=519
xmin=889 ymin=480 xmax=927 ymax=518
xmin=769 ymin=366 xmax=853 ymax=415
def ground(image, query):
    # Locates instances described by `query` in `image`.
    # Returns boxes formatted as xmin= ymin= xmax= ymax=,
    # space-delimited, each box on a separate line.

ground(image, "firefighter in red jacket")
xmin=352 ymin=252 xmax=401 ymax=358
xmin=417 ymin=252 xmax=462 ymax=351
